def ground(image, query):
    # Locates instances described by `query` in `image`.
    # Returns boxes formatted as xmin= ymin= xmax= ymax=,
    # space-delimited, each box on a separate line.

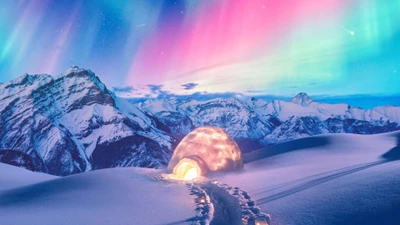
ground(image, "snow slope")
xmin=0 ymin=165 xmax=196 ymax=225
xmin=0 ymin=163 xmax=55 ymax=192
xmin=212 ymin=131 xmax=400 ymax=225
xmin=1 ymin=132 xmax=399 ymax=225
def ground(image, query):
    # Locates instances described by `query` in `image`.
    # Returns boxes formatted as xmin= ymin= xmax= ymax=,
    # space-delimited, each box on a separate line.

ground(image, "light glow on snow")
xmin=255 ymin=218 xmax=268 ymax=225
xmin=183 ymin=167 xmax=198 ymax=181
xmin=172 ymin=159 xmax=201 ymax=181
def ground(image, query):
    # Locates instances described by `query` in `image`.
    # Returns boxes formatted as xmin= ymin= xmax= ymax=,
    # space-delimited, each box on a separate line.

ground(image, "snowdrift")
xmin=0 ymin=166 xmax=196 ymax=225
xmin=1 ymin=131 xmax=399 ymax=225
xmin=214 ymin=131 xmax=400 ymax=225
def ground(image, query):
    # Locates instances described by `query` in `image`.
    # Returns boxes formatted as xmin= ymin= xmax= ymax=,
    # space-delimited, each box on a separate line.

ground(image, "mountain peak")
xmin=291 ymin=92 xmax=314 ymax=106
xmin=62 ymin=66 xmax=93 ymax=76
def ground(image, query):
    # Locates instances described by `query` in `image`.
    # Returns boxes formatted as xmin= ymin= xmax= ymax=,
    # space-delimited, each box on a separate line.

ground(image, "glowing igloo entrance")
xmin=168 ymin=126 xmax=243 ymax=180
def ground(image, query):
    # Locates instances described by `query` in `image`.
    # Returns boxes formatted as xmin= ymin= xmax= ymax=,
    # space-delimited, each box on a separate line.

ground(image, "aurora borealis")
xmin=0 ymin=0 xmax=399 ymax=98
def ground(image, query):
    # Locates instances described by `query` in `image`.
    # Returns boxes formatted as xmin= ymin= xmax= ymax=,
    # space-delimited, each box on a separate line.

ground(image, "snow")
xmin=137 ymin=93 xmax=399 ymax=152
xmin=0 ymin=165 xmax=197 ymax=225
xmin=0 ymin=68 xmax=178 ymax=175
xmin=1 ymin=131 xmax=399 ymax=224
xmin=115 ymin=97 xmax=152 ymax=129
xmin=115 ymin=96 xmax=174 ymax=151
xmin=61 ymin=65 xmax=88 ymax=76
xmin=212 ymin=131 xmax=400 ymax=224
xmin=60 ymin=103 xmax=138 ymax=157
xmin=139 ymin=98 xmax=178 ymax=114
xmin=290 ymin=92 xmax=314 ymax=106
xmin=0 ymin=163 xmax=56 ymax=192
xmin=0 ymin=73 xmax=53 ymax=112
xmin=246 ymin=94 xmax=400 ymax=124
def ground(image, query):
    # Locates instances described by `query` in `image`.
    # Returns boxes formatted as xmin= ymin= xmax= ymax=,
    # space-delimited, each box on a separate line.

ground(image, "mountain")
xmin=290 ymin=92 xmax=314 ymax=106
xmin=0 ymin=66 xmax=175 ymax=175
xmin=139 ymin=93 xmax=400 ymax=149
xmin=1 ymin=67 xmax=399 ymax=175
xmin=0 ymin=150 xmax=47 ymax=172
xmin=139 ymin=97 xmax=279 ymax=151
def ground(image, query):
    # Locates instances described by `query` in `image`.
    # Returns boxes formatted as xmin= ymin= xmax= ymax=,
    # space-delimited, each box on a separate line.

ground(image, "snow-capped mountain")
xmin=246 ymin=93 xmax=400 ymax=123
xmin=290 ymin=92 xmax=314 ymax=106
xmin=0 ymin=67 xmax=175 ymax=175
xmin=139 ymin=97 xmax=278 ymax=151
xmin=139 ymin=93 xmax=400 ymax=148
xmin=1 ymin=67 xmax=399 ymax=175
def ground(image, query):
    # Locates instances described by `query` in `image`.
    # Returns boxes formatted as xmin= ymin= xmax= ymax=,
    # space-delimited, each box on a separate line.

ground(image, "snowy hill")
xmin=0 ymin=67 xmax=175 ymax=175
xmin=0 ymin=164 xmax=196 ymax=225
xmin=215 ymin=131 xmax=400 ymax=225
xmin=0 ymin=162 xmax=55 ymax=192
xmin=1 ymin=132 xmax=399 ymax=224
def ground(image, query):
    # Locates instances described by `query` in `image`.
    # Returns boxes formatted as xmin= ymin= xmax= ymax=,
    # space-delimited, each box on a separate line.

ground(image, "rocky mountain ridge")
xmin=0 ymin=67 xmax=175 ymax=175
xmin=139 ymin=92 xmax=400 ymax=149
xmin=1 ymin=67 xmax=399 ymax=175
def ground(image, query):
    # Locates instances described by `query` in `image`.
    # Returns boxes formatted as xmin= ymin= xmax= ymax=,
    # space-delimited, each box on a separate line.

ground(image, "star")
xmin=340 ymin=26 xmax=355 ymax=36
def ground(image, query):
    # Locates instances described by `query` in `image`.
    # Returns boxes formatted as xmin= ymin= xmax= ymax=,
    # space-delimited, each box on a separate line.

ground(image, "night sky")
xmin=0 ymin=0 xmax=399 ymax=100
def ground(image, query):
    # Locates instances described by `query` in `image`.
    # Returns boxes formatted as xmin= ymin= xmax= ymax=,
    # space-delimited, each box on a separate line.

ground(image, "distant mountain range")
xmin=138 ymin=92 xmax=400 ymax=151
xmin=1 ymin=67 xmax=399 ymax=175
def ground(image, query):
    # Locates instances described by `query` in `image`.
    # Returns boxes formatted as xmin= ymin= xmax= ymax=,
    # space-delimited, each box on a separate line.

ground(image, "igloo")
xmin=168 ymin=126 xmax=243 ymax=180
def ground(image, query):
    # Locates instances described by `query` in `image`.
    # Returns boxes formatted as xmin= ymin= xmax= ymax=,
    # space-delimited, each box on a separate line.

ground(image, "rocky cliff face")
xmin=0 ymin=67 xmax=175 ymax=175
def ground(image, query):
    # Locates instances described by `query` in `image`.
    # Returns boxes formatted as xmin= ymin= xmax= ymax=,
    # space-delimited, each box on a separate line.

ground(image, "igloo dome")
xmin=168 ymin=126 xmax=243 ymax=180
